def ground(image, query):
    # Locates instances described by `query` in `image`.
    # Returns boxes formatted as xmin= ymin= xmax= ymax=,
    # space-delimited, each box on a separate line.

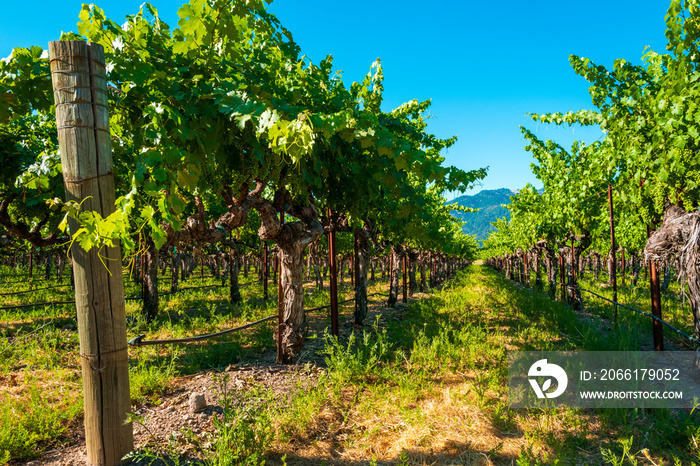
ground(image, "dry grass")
xmin=269 ymin=374 xmax=528 ymax=465
xmin=261 ymin=265 xmax=700 ymax=466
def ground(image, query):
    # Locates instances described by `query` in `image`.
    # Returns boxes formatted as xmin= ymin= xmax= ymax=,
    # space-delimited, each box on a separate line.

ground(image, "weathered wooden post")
xmin=49 ymin=41 xmax=132 ymax=464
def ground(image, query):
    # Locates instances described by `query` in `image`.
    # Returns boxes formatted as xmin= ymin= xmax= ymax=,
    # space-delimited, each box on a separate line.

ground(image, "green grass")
xmin=0 ymin=371 xmax=82 ymax=462
xmin=5 ymin=261 xmax=700 ymax=464
xmin=0 ymin=262 xmax=389 ymax=462
xmin=261 ymin=264 xmax=700 ymax=464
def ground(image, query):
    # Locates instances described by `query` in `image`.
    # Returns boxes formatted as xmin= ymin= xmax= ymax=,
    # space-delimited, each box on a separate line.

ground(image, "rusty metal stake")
xmin=402 ymin=251 xmax=408 ymax=304
xmin=648 ymin=226 xmax=663 ymax=351
xmin=608 ymin=184 xmax=618 ymax=325
xmin=263 ymin=241 xmax=268 ymax=300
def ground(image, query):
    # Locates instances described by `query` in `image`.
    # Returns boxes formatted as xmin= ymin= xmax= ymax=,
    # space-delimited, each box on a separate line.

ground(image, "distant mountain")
xmin=448 ymin=188 xmax=515 ymax=242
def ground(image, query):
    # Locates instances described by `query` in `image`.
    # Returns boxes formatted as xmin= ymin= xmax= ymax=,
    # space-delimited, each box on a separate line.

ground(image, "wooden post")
xmin=49 ymin=41 xmax=132 ymax=465
xmin=608 ymin=184 xmax=618 ymax=324
xmin=650 ymin=260 xmax=663 ymax=350
xmin=327 ymin=208 xmax=339 ymax=337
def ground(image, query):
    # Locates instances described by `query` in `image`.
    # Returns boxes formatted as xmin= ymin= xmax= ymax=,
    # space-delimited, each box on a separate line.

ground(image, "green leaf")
xmin=140 ymin=205 xmax=156 ymax=219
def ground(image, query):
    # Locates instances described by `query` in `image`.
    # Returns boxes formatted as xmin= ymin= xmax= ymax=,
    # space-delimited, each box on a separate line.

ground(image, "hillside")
xmin=448 ymin=188 xmax=515 ymax=241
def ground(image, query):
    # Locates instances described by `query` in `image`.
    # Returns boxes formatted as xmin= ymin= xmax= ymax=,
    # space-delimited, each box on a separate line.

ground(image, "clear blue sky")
xmin=0 ymin=1 xmax=670 ymax=196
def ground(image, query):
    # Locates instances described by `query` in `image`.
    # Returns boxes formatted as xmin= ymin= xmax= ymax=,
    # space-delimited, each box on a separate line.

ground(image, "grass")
xmin=261 ymin=264 xmax=700 ymax=465
xmin=0 ymin=370 xmax=82 ymax=462
xmin=0 ymin=262 xmax=381 ymax=463
xmin=574 ymin=269 xmax=698 ymax=350
xmin=4 ymin=261 xmax=700 ymax=464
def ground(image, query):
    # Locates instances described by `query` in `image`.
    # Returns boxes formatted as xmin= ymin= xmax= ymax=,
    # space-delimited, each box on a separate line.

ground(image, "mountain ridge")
xmin=448 ymin=188 xmax=516 ymax=241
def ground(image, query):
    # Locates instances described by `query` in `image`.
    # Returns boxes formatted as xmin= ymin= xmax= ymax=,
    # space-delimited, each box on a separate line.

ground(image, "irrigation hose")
xmin=128 ymin=291 xmax=391 ymax=347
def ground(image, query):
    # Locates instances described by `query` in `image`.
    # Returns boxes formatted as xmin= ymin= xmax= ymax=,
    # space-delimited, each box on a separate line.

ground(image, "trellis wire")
xmin=568 ymin=285 xmax=700 ymax=346
xmin=128 ymin=291 xmax=390 ymax=347
xmin=124 ymin=280 xmax=258 ymax=301
xmin=0 ymin=284 xmax=72 ymax=297
xmin=0 ymin=300 xmax=75 ymax=311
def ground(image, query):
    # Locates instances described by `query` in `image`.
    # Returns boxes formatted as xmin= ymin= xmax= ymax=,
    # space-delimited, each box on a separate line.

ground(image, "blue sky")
xmin=0 ymin=1 xmax=670 ymax=196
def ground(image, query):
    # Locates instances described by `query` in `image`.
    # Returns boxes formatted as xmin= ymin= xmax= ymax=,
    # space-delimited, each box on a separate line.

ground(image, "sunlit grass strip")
xmin=268 ymin=264 xmax=700 ymax=465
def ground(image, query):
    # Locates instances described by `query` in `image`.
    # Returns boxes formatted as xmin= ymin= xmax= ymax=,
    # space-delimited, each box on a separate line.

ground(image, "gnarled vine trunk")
xmin=387 ymin=244 xmax=403 ymax=307
xmin=408 ymin=249 xmax=418 ymax=294
xmin=256 ymin=192 xmax=323 ymax=363
xmin=310 ymin=239 xmax=323 ymax=290
xmin=57 ymin=253 xmax=65 ymax=283
xmin=170 ymin=248 xmax=179 ymax=293
xmin=661 ymin=265 xmax=672 ymax=293
xmin=632 ymin=255 xmax=641 ymax=287
xmin=533 ymin=250 xmax=543 ymax=290
xmin=229 ymin=242 xmax=241 ymax=304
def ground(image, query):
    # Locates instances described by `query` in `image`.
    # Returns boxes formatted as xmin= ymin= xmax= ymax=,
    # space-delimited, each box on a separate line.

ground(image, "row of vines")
xmin=0 ymin=1 xmax=482 ymax=463
xmin=481 ymin=0 xmax=700 ymax=347
xmin=0 ymin=0 xmax=485 ymax=355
